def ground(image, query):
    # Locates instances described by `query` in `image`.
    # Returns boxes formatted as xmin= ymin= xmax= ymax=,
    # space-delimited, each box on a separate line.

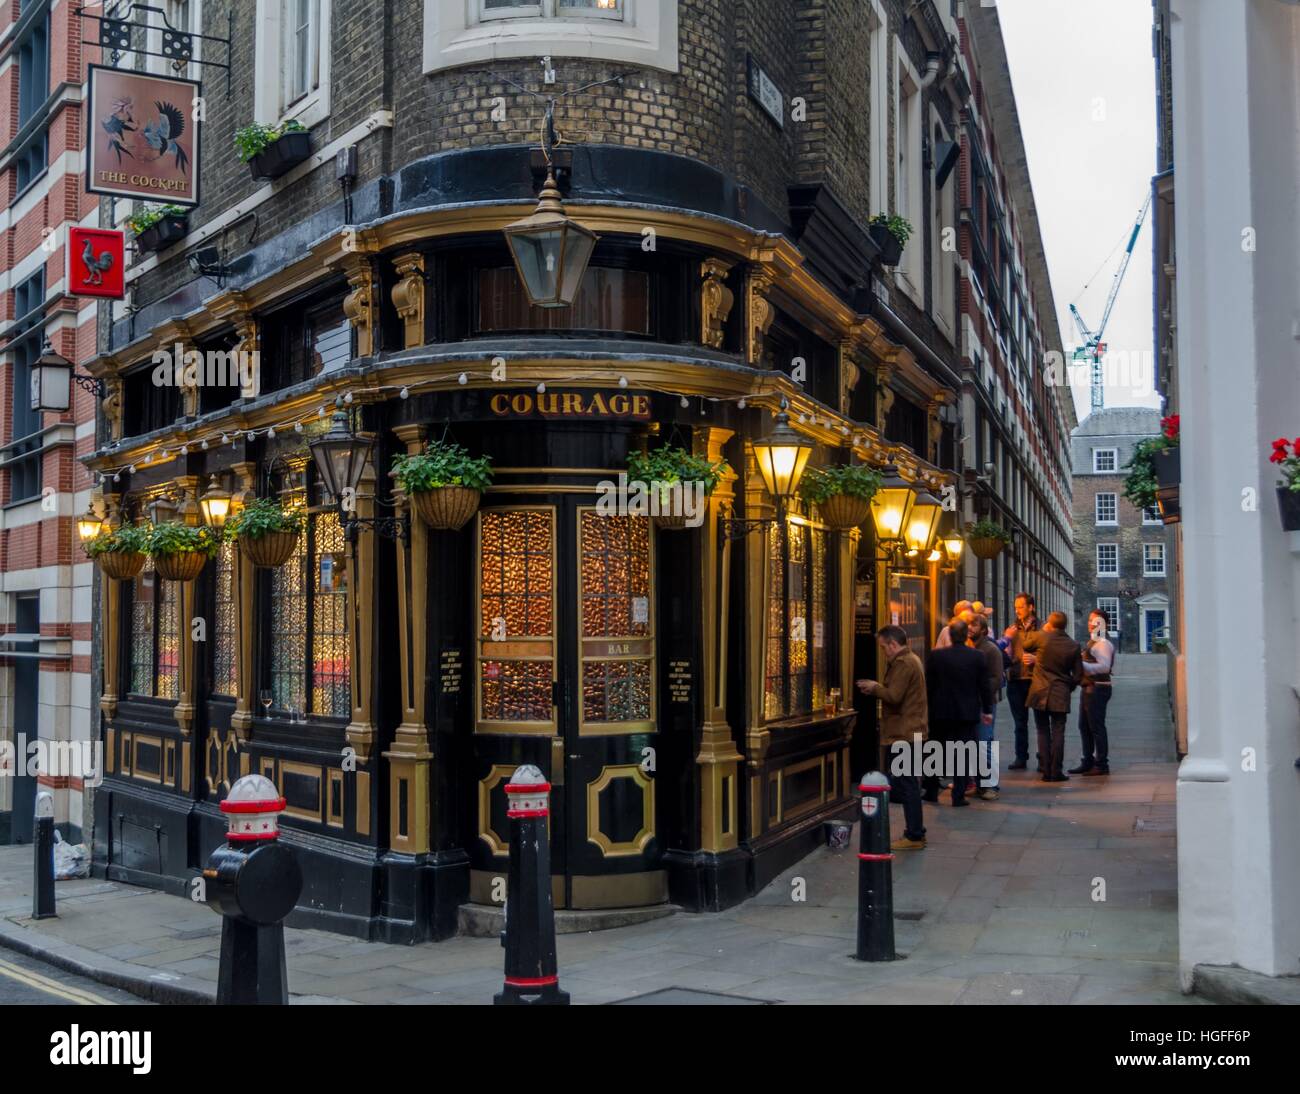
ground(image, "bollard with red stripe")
xmin=494 ymin=764 xmax=570 ymax=1005
xmin=205 ymin=774 xmax=303 ymax=1004
xmin=855 ymin=771 xmax=897 ymax=962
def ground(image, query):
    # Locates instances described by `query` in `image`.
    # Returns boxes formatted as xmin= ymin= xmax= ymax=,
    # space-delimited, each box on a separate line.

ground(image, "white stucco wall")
xmin=1172 ymin=0 xmax=1300 ymax=985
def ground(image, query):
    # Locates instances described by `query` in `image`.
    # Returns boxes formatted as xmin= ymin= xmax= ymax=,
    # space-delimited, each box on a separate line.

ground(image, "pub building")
xmin=64 ymin=29 xmax=970 ymax=944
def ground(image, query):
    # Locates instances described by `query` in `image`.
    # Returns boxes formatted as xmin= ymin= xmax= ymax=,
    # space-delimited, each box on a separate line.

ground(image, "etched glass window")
xmin=211 ymin=538 xmax=237 ymax=697
xmin=766 ymin=521 xmax=832 ymax=719
xmin=128 ymin=559 xmax=179 ymax=699
xmin=129 ymin=565 xmax=158 ymax=696
xmin=479 ymin=509 xmax=554 ymax=723
xmin=579 ymin=511 xmax=652 ymax=725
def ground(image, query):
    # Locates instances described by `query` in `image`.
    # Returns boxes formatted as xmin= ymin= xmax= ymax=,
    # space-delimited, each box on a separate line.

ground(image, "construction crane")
xmin=1069 ymin=193 xmax=1152 ymax=412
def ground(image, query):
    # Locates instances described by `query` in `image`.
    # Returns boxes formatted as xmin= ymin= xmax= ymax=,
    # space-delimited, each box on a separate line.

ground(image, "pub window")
xmin=211 ymin=538 xmax=237 ymax=697
xmin=478 ymin=509 xmax=555 ymax=724
xmin=122 ymin=364 xmax=183 ymax=437
xmin=764 ymin=519 xmax=831 ymax=720
xmin=128 ymin=560 xmax=180 ymax=700
xmin=475 ymin=267 xmax=650 ymax=336
xmin=260 ymin=290 xmax=351 ymax=394
xmin=579 ymin=511 xmax=652 ymax=727
xmin=265 ymin=475 xmax=349 ymax=719
xmin=482 ymin=1 xmax=624 ymax=19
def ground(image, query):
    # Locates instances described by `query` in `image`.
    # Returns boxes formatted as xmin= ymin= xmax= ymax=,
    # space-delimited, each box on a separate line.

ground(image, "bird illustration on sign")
xmin=81 ymin=237 xmax=115 ymax=286
xmin=99 ymin=97 xmax=190 ymax=172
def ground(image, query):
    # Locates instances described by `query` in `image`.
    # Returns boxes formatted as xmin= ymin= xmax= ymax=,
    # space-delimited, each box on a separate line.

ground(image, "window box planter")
xmin=1154 ymin=447 xmax=1180 ymax=487
xmin=869 ymin=222 xmax=904 ymax=267
xmin=241 ymin=530 xmax=301 ymax=568
xmin=411 ymin=486 xmax=482 ymax=531
xmin=1277 ymin=487 xmax=1300 ymax=532
xmin=135 ymin=214 xmax=189 ymax=254
xmin=247 ymin=130 xmax=313 ymax=181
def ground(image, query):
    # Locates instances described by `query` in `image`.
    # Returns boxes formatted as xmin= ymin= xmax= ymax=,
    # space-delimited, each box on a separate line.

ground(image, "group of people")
xmin=856 ymin=593 xmax=1116 ymax=851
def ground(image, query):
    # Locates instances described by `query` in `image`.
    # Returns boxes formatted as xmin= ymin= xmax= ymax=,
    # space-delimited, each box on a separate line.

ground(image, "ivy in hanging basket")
xmin=626 ymin=446 xmax=726 ymax=502
xmin=124 ymin=203 xmax=188 ymax=236
xmin=234 ymin=118 xmax=307 ymax=163
xmin=145 ymin=521 xmax=223 ymax=559
xmin=968 ymin=519 xmax=1012 ymax=545
xmin=798 ymin=464 xmax=883 ymax=505
xmin=227 ymin=497 xmax=306 ymax=541
xmin=84 ymin=523 xmax=151 ymax=558
xmin=391 ymin=440 xmax=494 ymax=494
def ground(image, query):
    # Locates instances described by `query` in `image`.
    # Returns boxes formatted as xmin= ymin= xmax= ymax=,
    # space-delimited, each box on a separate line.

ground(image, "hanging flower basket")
xmin=98 ymin=551 xmax=147 ymax=581
xmin=626 ymin=444 xmax=727 ymax=532
xmin=412 ymin=486 xmax=482 ymax=531
xmin=653 ymin=512 xmax=691 ymax=531
xmin=154 ymin=551 xmax=208 ymax=581
xmin=146 ymin=522 xmax=221 ymax=581
xmin=815 ymin=494 xmax=873 ymax=531
xmin=241 ymin=530 xmax=301 ymax=568
xmin=969 ymin=536 xmax=1007 ymax=560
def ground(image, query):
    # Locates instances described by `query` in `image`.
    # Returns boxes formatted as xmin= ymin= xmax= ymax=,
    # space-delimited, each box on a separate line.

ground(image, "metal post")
xmin=855 ymin=772 xmax=896 ymax=961
xmin=204 ymin=775 xmax=303 ymax=1005
xmin=32 ymin=792 xmax=56 ymax=920
xmin=494 ymin=764 xmax=569 ymax=1005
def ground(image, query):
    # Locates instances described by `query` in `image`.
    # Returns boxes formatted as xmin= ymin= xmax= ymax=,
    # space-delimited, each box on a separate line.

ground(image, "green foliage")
xmin=391 ymin=440 xmax=493 ymax=494
xmin=626 ymin=445 xmax=726 ymax=497
xmin=968 ymin=519 xmax=1012 ymax=544
xmin=146 ymin=521 xmax=222 ymax=559
xmin=227 ymin=497 xmax=306 ymax=541
xmin=126 ymin=204 xmax=187 ymax=235
xmin=1122 ymin=436 xmax=1172 ymax=511
xmin=870 ymin=213 xmax=914 ymax=246
xmin=85 ymin=523 xmax=150 ymax=558
xmin=798 ymin=464 xmax=883 ymax=504
xmin=234 ymin=118 xmax=307 ymax=163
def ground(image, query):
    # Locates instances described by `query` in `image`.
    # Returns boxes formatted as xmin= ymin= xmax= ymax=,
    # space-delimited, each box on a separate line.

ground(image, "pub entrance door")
xmin=468 ymin=495 xmax=664 ymax=910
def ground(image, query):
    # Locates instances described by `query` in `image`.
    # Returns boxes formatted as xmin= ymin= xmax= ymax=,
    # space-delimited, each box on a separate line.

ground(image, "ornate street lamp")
xmin=30 ymin=340 xmax=106 ymax=412
xmin=503 ymin=166 xmax=599 ymax=309
xmin=868 ymin=464 xmax=916 ymax=547
xmin=147 ymin=493 xmax=180 ymax=526
xmin=905 ymin=487 xmax=943 ymax=555
xmin=77 ymin=509 xmax=104 ymax=544
xmin=943 ymin=529 xmax=964 ymax=560
xmin=307 ymin=399 xmax=407 ymax=542
xmin=750 ymin=398 xmax=814 ymax=502
xmin=199 ymin=482 xmax=233 ymax=531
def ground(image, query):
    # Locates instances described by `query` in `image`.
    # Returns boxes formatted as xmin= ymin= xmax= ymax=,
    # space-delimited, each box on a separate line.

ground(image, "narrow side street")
xmin=0 ymin=655 xmax=1197 ymax=1005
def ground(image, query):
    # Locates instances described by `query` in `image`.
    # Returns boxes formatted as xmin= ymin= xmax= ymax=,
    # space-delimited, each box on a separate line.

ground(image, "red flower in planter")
xmin=1270 ymin=438 xmax=1290 ymax=464
xmin=1161 ymin=415 xmax=1180 ymax=441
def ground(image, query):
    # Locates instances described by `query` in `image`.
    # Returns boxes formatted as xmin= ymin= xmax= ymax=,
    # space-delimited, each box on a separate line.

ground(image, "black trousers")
xmin=924 ymin=719 xmax=979 ymax=804
xmin=1033 ymin=709 xmax=1067 ymax=778
xmin=1078 ymin=685 xmax=1112 ymax=768
xmin=1007 ymin=678 xmax=1032 ymax=764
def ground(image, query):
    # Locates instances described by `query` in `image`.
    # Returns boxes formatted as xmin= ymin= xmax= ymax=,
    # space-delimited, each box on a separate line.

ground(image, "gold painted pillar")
xmin=742 ymin=443 xmax=776 ymax=836
xmin=692 ymin=426 xmax=740 ymax=853
xmin=384 ymin=424 xmax=432 ymax=854
xmin=99 ymin=492 xmax=123 ymax=723
xmin=172 ymin=476 xmax=201 ymax=742
xmin=345 ymin=451 xmax=378 ymax=763
xmin=229 ymin=462 xmax=258 ymax=745
xmin=838 ymin=527 xmax=859 ymax=709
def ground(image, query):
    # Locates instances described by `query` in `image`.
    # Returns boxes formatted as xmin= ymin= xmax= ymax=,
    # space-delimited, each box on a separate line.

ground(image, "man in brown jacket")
xmin=1020 ymin=611 xmax=1085 ymax=782
xmin=1004 ymin=593 xmax=1039 ymax=770
xmin=857 ymin=624 xmax=928 ymax=849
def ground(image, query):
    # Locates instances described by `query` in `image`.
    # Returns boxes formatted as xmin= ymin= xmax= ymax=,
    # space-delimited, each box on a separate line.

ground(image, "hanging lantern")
xmin=309 ymin=402 xmax=372 ymax=506
xmin=904 ymin=487 xmax=943 ymax=554
xmin=503 ymin=166 xmax=599 ymax=309
xmin=77 ymin=510 xmax=104 ymax=543
xmin=147 ymin=494 xmax=180 ymax=526
xmin=943 ymin=530 xmax=965 ymax=559
xmin=751 ymin=399 xmax=814 ymax=501
xmin=868 ymin=464 xmax=916 ymax=544
xmin=199 ymin=482 xmax=233 ymax=530
xmin=30 ymin=343 xmax=73 ymax=413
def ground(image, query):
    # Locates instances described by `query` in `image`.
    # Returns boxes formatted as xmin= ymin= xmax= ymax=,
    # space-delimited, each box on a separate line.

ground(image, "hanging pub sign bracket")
xmin=75 ymin=4 xmax=233 ymax=95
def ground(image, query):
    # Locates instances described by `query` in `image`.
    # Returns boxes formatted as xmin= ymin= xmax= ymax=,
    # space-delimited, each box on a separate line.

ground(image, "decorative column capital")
xmin=391 ymin=252 xmax=426 ymax=350
xmin=700 ymin=258 xmax=735 ymax=350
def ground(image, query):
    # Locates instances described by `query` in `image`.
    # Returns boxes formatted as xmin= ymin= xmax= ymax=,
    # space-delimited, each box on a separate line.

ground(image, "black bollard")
xmin=855 ymin=772 xmax=896 ymax=961
xmin=494 ymin=764 xmax=569 ymax=1005
xmin=32 ymin=792 xmax=56 ymax=920
xmin=204 ymin=775 xmax=303 ymax=1005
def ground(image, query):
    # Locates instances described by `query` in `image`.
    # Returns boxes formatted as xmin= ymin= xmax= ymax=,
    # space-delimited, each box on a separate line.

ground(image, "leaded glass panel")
xmin=579 ymin=511 xmax=652 ymax=724
xmin=764 ymin=521 xmax=786 ymax=719
xmin=211 ymin=538 xmax=237 ymax=696
xmin=129 ymin=564 xmax=157 ymax=696
xmin=765 ymin=520 xmax=834 ymax=720
xmin=155 ymin=576 xmax=180 ymax=700
xmin=269 ymin=501 xmax=308 ymax=714
xmin=312 ymin=511 xmax=350 ymax=718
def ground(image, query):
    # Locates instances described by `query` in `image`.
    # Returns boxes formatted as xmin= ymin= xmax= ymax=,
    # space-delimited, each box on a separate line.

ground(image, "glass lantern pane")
xmin=509 ymin=228 xmax=564 ymax=304
xmin=558 ymin=227 xmax=598 ymax=305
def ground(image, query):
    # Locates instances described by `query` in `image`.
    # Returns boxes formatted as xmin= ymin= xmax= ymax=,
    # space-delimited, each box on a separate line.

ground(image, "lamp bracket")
xmin=74 ymin=374 xmax=107 ymax=398
xmin=721 ymin=515 xmax=776 ymax=542
xmin=340 ymin=512 xmax=409 ymax=544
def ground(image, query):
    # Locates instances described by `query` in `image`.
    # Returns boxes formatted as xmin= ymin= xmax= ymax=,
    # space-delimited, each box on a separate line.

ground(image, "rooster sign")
xmin=67 ymin=228 xmax=126 ymax=300
xmin=86 ymin=65 xmax=200 ymax=207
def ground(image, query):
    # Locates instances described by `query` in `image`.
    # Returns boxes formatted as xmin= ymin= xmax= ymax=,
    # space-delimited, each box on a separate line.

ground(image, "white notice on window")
xmin=813 ymin=621 xmax=824 ymax=648
xmin=632 ymin=596 xmax=649 ymax=624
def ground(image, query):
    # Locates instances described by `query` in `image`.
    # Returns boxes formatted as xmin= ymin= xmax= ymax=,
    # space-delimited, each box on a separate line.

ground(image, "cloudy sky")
xmin=996 ymin=0 xmax=1161 ymax=421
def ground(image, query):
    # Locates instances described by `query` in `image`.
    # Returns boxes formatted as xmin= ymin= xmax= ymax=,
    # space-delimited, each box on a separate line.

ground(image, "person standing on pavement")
xmin=923 ymin=619 xmax=995 ymax=807
xmin=1004 ymin=593 xmax=1039 ymax=771
xmin=856 ymin=625 xmax=929 ymax=850
xmin=969 ymin=614 xmax=1007 ymax=800
xmin=1021 ymin=611 xmax=1084 ymax=782
xmin=1070 ymin=608 xmax=1116 ymax=776
xmin=934 ymin=601 xmax=972 ymax=649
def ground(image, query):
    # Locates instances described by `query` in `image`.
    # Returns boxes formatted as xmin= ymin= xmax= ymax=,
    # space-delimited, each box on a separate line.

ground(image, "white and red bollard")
xmin=494 ymin=764 xmax=569 ymax=1005
xmin=205 ymin=774 xmax=303 ymax=1005
xmin=855 ymin=772 xmax=897 ymax=961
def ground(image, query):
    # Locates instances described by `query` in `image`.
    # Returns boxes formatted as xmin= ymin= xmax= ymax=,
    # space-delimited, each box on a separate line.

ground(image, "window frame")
xmin=1094 ymin=492 xmax=1118 ymax=526
xmin=893 ymin=42 xmax=924 ymax=306
xmin=1143 ymin=541 xmax=1166 ymax=577
xmin=1096 ymin=596 xmax=1120 ymax=638
xmin=1142 ymin=504 xmax=1163 ymax=525
xmin=253 ymin=0 xmax=332 ymax=131
xmin=1092 ymin=447 xmax=1118 ymax=473
xmin=126 ymin=560 xmax=181 ymax=701
xmin=764 ymin=517 xmax=834 ymax=723
xmin=1096 ymin=543 xmax=1119 ymax=578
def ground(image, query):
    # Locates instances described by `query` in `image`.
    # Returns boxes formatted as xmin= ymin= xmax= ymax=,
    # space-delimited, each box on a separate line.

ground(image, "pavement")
xmin=0 ymin=654 xmax=1207 ymax=1005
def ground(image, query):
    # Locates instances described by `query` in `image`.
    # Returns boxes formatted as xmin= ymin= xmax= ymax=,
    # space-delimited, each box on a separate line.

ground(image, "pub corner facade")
xmin=75 ymin=0 xmax=1074 ymax=942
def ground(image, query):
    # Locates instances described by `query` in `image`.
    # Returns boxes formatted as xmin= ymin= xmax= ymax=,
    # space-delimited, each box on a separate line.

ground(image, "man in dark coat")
xmin=924 ymin=619 xmax=995 ymax=807
xmin=1020 ymin=611 xmax=1085 ymax=782
xmin=1003 ymin=593 xmax=1039 ymax=770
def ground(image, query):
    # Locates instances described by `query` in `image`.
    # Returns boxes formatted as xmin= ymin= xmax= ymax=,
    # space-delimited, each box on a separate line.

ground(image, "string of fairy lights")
xmin=87 ymin=365 xmax=901 ymax=490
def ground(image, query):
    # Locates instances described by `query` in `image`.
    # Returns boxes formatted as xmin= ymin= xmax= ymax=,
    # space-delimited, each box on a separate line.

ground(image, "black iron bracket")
xmin=342 ymin=513 xmax=410 ymax=544
xmin=74 ymin=373 xmax=107 ymax=398
xmin=721 ymin=515 xmax=777 ymax=542
xmin=75 ymin=4 xmax=234 ymax=95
